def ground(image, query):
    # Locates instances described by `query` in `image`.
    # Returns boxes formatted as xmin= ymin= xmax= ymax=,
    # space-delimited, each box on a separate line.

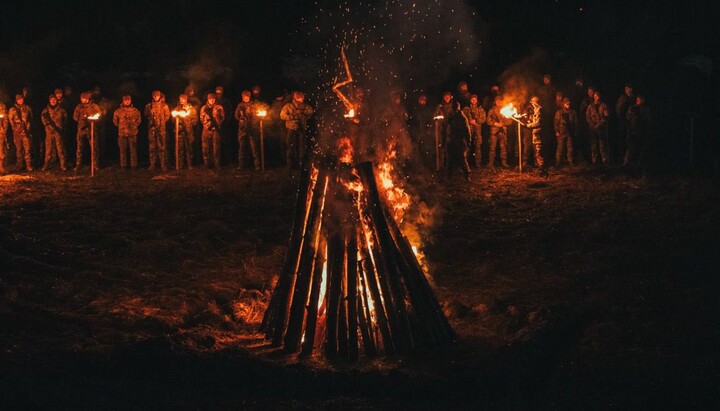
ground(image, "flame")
xmin=337 ymin=137 xmax=355 ymax=164
xmin=87 ymin=113 xmax=100 ymax=120
xmin=343 ymin=109 xmax=355 ymax=118
xmin=433 ymin=115 xmax=444 ymax=120
xmin=0 ymin=114 xmax=4 ymax=118
xmin=377 ymin=149 xmax=410 ymax=223
xmin=171 ymin=109 xmax=189 ymax=118
xmin=257 ymin=109 xmax=267 ymax=118
xmin=500 ymin=103 xmax=517 ymax=119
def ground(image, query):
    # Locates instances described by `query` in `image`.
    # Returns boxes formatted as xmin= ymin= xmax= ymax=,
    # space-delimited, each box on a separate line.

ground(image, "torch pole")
xmin=175 ymin=117 xmax=180 ymax=171
xmin=434 ymin=120 xmax=441 ymax=172
xmin=517 ymin=120 xmax=522 ymax=174
xmin=260 ymin=120 xmax=265 ymax=172
xmin=90 ymin=121 xmax=95 ymax=177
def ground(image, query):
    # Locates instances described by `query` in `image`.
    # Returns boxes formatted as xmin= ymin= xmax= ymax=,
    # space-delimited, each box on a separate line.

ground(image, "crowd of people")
xmin=0 ymin=74 xmax=651 ymax=180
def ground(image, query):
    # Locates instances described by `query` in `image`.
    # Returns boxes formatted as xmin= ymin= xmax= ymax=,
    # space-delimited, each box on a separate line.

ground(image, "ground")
xmin=1 ymin=163 xmax=719 ymax=410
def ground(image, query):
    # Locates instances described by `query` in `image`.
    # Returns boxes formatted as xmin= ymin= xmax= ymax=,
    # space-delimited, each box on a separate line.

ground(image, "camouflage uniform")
xmin=462 ymin=101 xmax=486 ymax=167
xmin=519 ymin=102 xmax=534 ymax=168
xmin=173 ymin=100 xmax=198 ymax=169
xmin=433 ymin=99 xmax=454 ymax=169
xmin=554 ymin=100 xmax=578 ymax=166
xmin=234 ymin=98 xmax=268 ymax=170
xmin=280 ymin=95 xmax=314 ymax=169
xmin=486 ymin=103 xmax=512 ymax=168
xmin=0 ymin=103 xmax=8 ymax=173
xmin=525 ymin=99 xmax=545 ymax=173
xmin=446 ymin=107 xmax=472 ymax=181
xmin=8 ymin=97 xmax=34 ymax=171
xmin=112 ymin=99 xmax=142 ymax=169
xmin=41 ymin=99 xmax=68 ymax=171
xmin=200 ymin=97 xmax=225 ymax=168
xmin=73 ymin=95 xmax=102 ymax=170
xmin=144 ymin=93 xmax=171 ymax=170
xmin=586 ymin=98 xmax=610 ymax=165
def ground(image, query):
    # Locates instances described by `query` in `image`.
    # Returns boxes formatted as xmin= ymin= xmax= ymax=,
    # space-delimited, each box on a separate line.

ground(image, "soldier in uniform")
xmin=113 ymin=95 xmax=142 ymax=170
xmin=41 ymin=94 xmax=68 ymax=171
xmin=455 ymin=81 xmax=472 ymax=109
xmin=445 ymin=101 xmax=472 ymax=182
xmin=91 ymin=86 xmax=111 ymax=166
xmin=433 ymin=91 xmax=455 ymax=169
xmin=8 ymin=94 xmax=34 ymax=172
xmin=144 ymin=90 xmax=171 ymax=171
xmin=462 ymin=94 xmax=486 ymax=168
xmin=234 ymin=90 xmax=268 ymax=171
xmin=0 ymin=102 xmax=8 ymax=173
xmin=486 ymin=95 xmax=512 ymax=170
xmin=215 ymin=86 xmax=235 ymax=165
xmin=519 ymin=98 xmax=535 ymax=169
xmin=173 ymin=94 xmax=198 ymax=170
xmin=554 ymin=97 xmax=578 ymax=168
xmin=615 ymin=83 xmax=635 ymax=164
xmin=525 ymin=96 xmax=546 ymax=176
xmin=623 ymin=95 xmax=649 ymax=171
xmin=409 ymin=93 xmax=434 ymax=170
xmin=280 ymin=90 xmax=314 ymax=169
xmin=199 ymin=92 xmax=225 ymax=168
xmin=73 ymin=91 xmax=102 ymax=171
xmin=586 ymin=90 xmax=610 ymax=166
xmin=251 ymin=85 xmax=264 ymax=104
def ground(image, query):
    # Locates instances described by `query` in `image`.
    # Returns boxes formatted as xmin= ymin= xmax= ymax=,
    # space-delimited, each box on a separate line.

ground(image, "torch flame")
xmin=171 ymin=109 xmax=189 ymax=118
xmin=433 ymin=115 xmax=444 ymax=120
xmin=87 ymin=113 xmax=100 ymax=121
xmin=500 ymin=103 xmax=518 ymax=119
xmin=257 ymin=109 xmax=267 ymax=118
xmin=343 ymin=109 xmax=355 ymax=118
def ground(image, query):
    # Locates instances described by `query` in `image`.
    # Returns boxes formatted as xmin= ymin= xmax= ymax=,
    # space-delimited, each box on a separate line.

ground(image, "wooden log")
xmin=300 ymin=236 xmax=327 ymax=358
xmin=261 ymin=162 xmax=317 ymax=337
xmin=324 ymin=233 xmax=345 ymax=357
xmin=346 ymin=232 xmax=359 ymax=361
xmin=358 ymin=233 xmax=395 ymax=355
xmin=337 ymin=253 xmax=348 ymax=358
xmin=283 ymin=172 xmax=329 ymax=352
xmin=356 ymin=260 xmax=377 ymax=356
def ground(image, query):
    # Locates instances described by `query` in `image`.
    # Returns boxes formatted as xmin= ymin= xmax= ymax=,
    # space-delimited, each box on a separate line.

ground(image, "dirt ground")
xmin=1 ymin=162 xmax=719 ymax=410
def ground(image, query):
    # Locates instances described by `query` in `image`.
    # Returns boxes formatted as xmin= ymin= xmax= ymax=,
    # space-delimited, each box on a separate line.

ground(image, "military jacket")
xmin=113 ymin=105 xmax=142 ymax=136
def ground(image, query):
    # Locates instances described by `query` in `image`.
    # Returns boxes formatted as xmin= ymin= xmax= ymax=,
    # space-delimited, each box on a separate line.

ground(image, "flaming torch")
xmin=171 ymin=109 xmax=189 ymax=171
xmin=256 ymin=109 xmax=267 ymax=172
xmin=500 ymin=103 xmax=525 ymax=174
xmin=433 ymin=115 xmax=444 ymax=172
xmin=87 ymin=113 xmax=101 ymax=177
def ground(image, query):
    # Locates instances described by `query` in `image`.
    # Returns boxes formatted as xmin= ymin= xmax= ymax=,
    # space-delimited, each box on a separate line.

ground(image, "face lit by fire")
xmin=152 ymin=91 xmax=161 ymax=102
xmin=442 ymin=93 xmax=452 ymax=104
xmin=242 ymin=91 xmax=251 ymax=103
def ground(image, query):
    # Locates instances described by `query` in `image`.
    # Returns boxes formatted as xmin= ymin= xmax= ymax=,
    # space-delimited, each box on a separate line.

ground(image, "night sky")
xmin=0 ymin=0 xmax=717 ymax=111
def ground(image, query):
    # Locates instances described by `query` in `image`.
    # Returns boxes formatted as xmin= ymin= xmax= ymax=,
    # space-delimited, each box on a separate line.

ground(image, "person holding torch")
xmin=73 ymin=91 xmax=101 ymax=171
xmin=172 ymin=94 xmax=198 ymax=170
xmin=234 ymin=90 xmax=267 ymax=171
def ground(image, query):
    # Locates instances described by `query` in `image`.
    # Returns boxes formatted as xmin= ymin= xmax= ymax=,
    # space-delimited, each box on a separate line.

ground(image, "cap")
xmin=15 ymin=94 xmax=24 ymax=101
xmin=562 ymin=97 xmax=571 ymax=104
xmin=215 ymin=86 xmax=224 ymax=93
xmin=122 ymin=95 xmax=132 ymax=101
xmin=179 ymin=94 xmax=188 ymax=100
xmin=443 ymin=91 xmax=452 ymax=97
xmin=48 ymin=94 xmax=56 ymax=100
xmin=470 ymin=94 xmax=478 ymax=100
xmin=242 ymin=90 xmax=251 ymax=97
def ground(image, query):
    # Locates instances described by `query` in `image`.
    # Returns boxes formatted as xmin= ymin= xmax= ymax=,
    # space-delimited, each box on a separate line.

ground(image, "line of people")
xmin=0 ymin=86 xmax=315 ymax=174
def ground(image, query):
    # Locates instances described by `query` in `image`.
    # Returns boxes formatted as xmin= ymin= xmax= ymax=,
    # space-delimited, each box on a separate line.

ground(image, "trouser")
xmin=14 ymin=132 xmax=33 ymax=170
xmin=471 ymin=125 xmax=482 ymax=166
xmin=148 ymin=128 xmax=167 ymax=169
xmin=238 ymin=131 xmax=260 ymax=170
xmin=43 ymin=131 xmax=67 ymax=169
xmin=446 ymin=142 xmax=470 ymax=179
xmin=521 ymin=128 xmax=533 ymax=167
xmin=0 ymin=134 xmax=7 ymax=171
xmin=589 ymin=126 xmax=609 ymax=165
xmin=177 ymin=131 xmax=194 ymax=169
xmin=284 ymin=128 xmax=305 ymax=169
xmin=118 ymin=134 xmax=137 ymax=168
xmin=202 ymin=130 xmax=221 ymax=167
xmin=76 ymin=132 xmax=98 ymax=169
xmin=555 ymin=133 xmax=574 ymax=165
xmin=532 ymin=128 xmax=544 ymax=169
xmin=624 ymin=132 xmax=645 ymax=168
xmin=488 ymin=127 xmax=508 ymax=166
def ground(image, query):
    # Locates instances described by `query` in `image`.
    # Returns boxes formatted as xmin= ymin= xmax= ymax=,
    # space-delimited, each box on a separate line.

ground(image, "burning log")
xmin=260 ymin=157 xmax=455 ymax=361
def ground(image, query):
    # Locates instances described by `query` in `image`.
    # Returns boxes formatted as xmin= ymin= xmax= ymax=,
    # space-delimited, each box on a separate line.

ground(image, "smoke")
xmin=497 ymin=47 xmax=550 ymax=106
xmin=290 ymin=0 xmax=483 ymax=150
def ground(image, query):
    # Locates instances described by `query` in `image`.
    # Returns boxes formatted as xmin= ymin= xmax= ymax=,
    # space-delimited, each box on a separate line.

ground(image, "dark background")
xmin=1 ymin=0 xmax=718 ymax=173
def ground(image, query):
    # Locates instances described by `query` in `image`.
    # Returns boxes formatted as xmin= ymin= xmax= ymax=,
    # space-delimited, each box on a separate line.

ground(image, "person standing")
xmin=40 ymin=94 xmax=68 ymax=171
xmin=0 ymin=102 xmax=8 ymax=174
xmin=200 ymin=92 xmax=225 ymax=169
xmin=462 ymin=93 xmax=486 ymax=168
xmin=73 ymin=91 xmax=102 ymax=171
xmin=615 ymin=83 xmax=635 ymax=164
xmin=525 ymin=96 xmax=546 ymax=176
xmin=554 ymin=97 xmax=578 ymax=168
xmin=586 ymin=90 xmax=610 ymax=166
xmin=8 ymin=94 xmax=34 ymax=172
xmin=144 ymin=90 xmax=171 ymax=171
xmin=486 ymin=95 xmax=512 ymax=170
xmin=173 ymin=94 xmax=198 ymax=170
xmin=113 ymin=95 xmax=142 ymax=170
xmin=623 ymin=95 xmax=650 ymax=172
xmin=234 ymin=90 xmax=267 ymax=171
xmin=445 ymin=101 xmax=472 ymax=182
xmin=280 ymin=91 xmax=314 ymax=169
